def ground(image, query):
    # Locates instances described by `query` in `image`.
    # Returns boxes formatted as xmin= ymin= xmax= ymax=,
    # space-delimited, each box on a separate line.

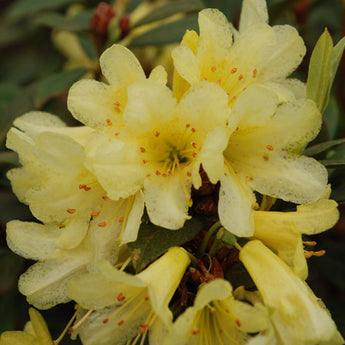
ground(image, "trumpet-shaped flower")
xmin=253 ymin=199 xmax=339 ymax=279
xmin=163 ymin=279 xmax=270 ymax=345
xmin=240 ymin=240 xmax=344 ymax=345
xmin=85 ymin=80 xmax=230 ymax=229
xmin=0 ymin=308 xmax=52 ymax=345
xmin=218 ymin=90 xmax=327 ymax=237
xmin=6 ymin=112 xmax=144 ymax=244
xmin=172 ymin=4 xmax=306 ymax=103
xmin=67 ymin=247 xmax=190 ymax=345
xmin=67 ymin=44 xmax=167 ymax=130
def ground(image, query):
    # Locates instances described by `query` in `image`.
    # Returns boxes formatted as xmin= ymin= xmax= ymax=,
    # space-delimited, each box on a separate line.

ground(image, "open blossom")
xmin=67 ymin=247 xmax=190 ymax=345
xmin=163 ymin=279 xmax=270 ymax=345
xmin=172 ymin=3 xmax=306 ymax=103
xmin=84 ymin=80 xmax=230 ymax=229
xmin=0 ymin=308 xmax=52 ymax=345
xmin=253 ymin=198 xmax=339 ymax=279
xmin=240 ymin=240 xmax=345 ymax=345
xmin=6 ymin=112 xmax=144 ymax=244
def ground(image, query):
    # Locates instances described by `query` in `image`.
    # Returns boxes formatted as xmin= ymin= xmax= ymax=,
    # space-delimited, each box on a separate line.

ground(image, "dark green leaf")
xmin=268 ymin=0 xmax=303 ymax=23
xmin=128 ymin=217 xmax=203 ymax=272
xmin=125 ymin=0 xmax=145 ymax=14
xmin=77 ymin=34 xmax=97 ymax=60
xmin=319 ymin=159 xmax=345 ymax=168
xmin=0 ymin=191 xmax=33 ymax=223
xmin=323 ymin=96 xmax=343 ymax=140
xmin=0 ymin=84 xmax=20 ymax=114
xmin=129 ymin=14 xmax=199 ymax=47
xmin=133 ymin=0 xmax=204 ymax=28
xmin=35 ymin=68 xmax=88 ymax=108
xmin=0 ymin=84 xmax=37 ymax=147
xmin=7 ymin=0 xmax=75 ymax=21
xmin=202 ymin=0 xmax=232 ymax=19
xmin=217 ymin=228 xmax=237 ymax=248
xmin=303 ymin=138 xmax=345 ymax=156
xmin=0 ymin=151 xmax=19 ymax=167
xmin=306 ymin=29 xmax=333 ymax=113
xmin=35 ymin=10 xmax=93 ymax=31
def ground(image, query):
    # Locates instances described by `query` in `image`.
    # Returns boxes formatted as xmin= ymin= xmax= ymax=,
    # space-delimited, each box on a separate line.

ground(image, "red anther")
xmin=117 ymin=319 xmax=124 ymax=326
xmin=192 ymin=152 xmax=197 ymax=157
xmin=117 ymin=292 xmax=126 ymax=301
xmin=211 ymin=66 xmax=217 ymax=72
xmin=106 ymin=119 xmax=113 ymax=125
xmin=79 ymin=184 xmax=86 ymax=189
xmin=253 ymin=69 xmax=258 ymax=78
xmin=263 ymin=155 xmax=269 ymax=161
xmin=90 ymin=212 xmax=100 ymax=217
xmin=155 ymin=131 xmax=160 ymax=137
xmin=140 ymin=323 xmax=149 ymax=328
xmin=232 ymin=96 xmax=237 ymax=102
xmin=139 ymin=328 xmax=147 ymax=335
xmin=140 ymin=147 xmax=146 ymax=153
xmin=103 ymin=318 xmax=109 ymax=324
xmin=102 ymin=195 xmax=109 ymax=200
xmin=144 ymin=296 xmax=150 ymax=301
xmin=186 ymin=124 xmax=191 ymax=128
xmin=118 ymin=216 xmax=124 ymax=222
xmin=216 ymin=79 xmax=221 ymax=84
xmin=266 ymin=145 xmax=274 ymax=151
xmin=114 ymin=133 xmax=119 ymax=136
xmin=142 ymin=159 xmax=147 ymax=164
xmin=186 ymin=171 xmax=192 ymax=177
xmin=67 ymin=209 xmax=76 ymax=214
xmin=191 ymin=142 xmax=197 ymax=148
xmin=90 ymin=2 xmax=116 ymax=36
xmin=162 ymin=173 xmax=167 ymax=177
xmin=98 ymin=221 xmax=107 ymax=227
xmin=238 ymin=74 xmax=244 ymax=80
xmin=236 ymin=319 xmax=241 ymax=327
xmin=231 ymin=68 xmax=238 ymax=74
xmin=167 ymin=169 xmax=172 ymax=175
xmin=115 ymin=101 xmax=120 ymax=106
xmin=155 ymin=170 xmax=161 ymax=175
xmin=191 ymin=128 xmax=196 ymax=132
xmin=114 ymin=107 xmax=121 ymax=113
xmin=191 ymin=328 xmax=200 ymax=335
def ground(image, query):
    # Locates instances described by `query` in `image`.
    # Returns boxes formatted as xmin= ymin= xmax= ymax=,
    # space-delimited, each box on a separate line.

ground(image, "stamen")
xmin=211 ymin=66 xmax=217 ymax=72
xmin=140 ymin=147 xmax=146 ymax=153
xmin=191 ymin=128 xmax=196 ymax=133
xmin=115 ymin=101 xmax=120 ymax=106
xmin=236 ymin=319 xmax=241 ymax=327
xmin=118 ymin=319 xmax=124 ymax=326
xmin=53 ymin=306 xmax=80 ymax=345
xmin=119 ymin=216 xmax=124 ymax=222
xmin=106 ymin=119 xmax=113 ymax=126
xmin=90 ymin=212 xmax=100 ymax=217
xmin=68 ymin=309 xmax=94 ymax=334
xmin=191 ymin=142 xmax=197 ymax=148
xmin=79 ymin=184 xmax=91 ymax=191
xmin=253 ymin=69 xmax=258 ymax=78
xmin=117 ymin=292 xmax=126 ymax=301
xmin=231 ymin=68 xmax=238 ymax=74
xmin=155 ymin=131 xmax=160 ymax=137
xmin=98 ymin=221 xmax=107 ymax=227
xmin=238 ymin=74 xmax=244 ymax=81
xmin=304 ymin=241 xmax=317 ymax=246
xmin=115 ymin=107 xmax=121 ymax=113
xmin=67 ymin=209 xmax=76 ymax=214
xmin=192 ymin=327 xmax=200 ymax=335
xmin=313 ymin=250 xmax=326 ymax=257
xmin=102 ymin=195 xmax=109 ymax=200
xmin=266 ymin=145 xmax=274 ymax=151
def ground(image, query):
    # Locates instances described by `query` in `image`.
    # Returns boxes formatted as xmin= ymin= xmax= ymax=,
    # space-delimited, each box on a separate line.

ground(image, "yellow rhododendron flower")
xmin=6 ymin=112 xmax=144 ymax=244
xmin=67 ymin=44 xmax=167 ymax=130
xmin=0 ymin=308 xmax=52 ymax=345
xmin=84 ymin=80 xmax=230 ymax=229
xmin=253 ymin=199 xmax=339 ymax=279
xmin=67 ymin=247 xmax=190 ymax=345
xmin=163 ymin=279 xmax=270 ymax=345
xmin=172 ymin=3 xmax=305 ymax=103
xmin=240 ymin=240 xmax=344 ymax=345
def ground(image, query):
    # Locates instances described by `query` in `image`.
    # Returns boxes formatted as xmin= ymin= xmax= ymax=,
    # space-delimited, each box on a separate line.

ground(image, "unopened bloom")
xmin=253 ymin=199 xmax=339 ymax=279
xmin=85 ymin=80 xmax=230 ymax=229
xmin=164 ymin=279 xmax=269 ymax=345
xmin=0 ymin=308 xmax=52 ymax=345
xmin=240 ymin=240 xmax=344 ymax=345
xmin=67 ymin=247 xmax=190 ymax=345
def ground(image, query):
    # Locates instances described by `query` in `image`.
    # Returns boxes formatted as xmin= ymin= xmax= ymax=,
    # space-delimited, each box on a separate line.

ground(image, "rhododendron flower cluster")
xmin=1 ymin=1 xmax=344 ymax=345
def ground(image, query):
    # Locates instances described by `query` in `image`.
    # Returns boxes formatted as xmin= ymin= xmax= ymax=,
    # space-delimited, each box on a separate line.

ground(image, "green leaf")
xmin=217 ymin=228 xmax=237 ymax=248
xmin=133 ymin=0 xmax=204 ymax=28
xmin=0 ymin=84 xmax=37 ymax=147
xmin=303 ymin=138 xmax=345 ymax=156
xmin=128 ymin=217 xmax=203 ymax=272
xmin=77 ymin=34 xmax=97 ymax=60
xmin=319 ymin=159 xmax=345 ymax=168
xmin=129 ymin=14 xmax=199 ymax=47
xmin=35 ymin=68 xmax=88 ymax=108
xmin=35 ymin=10 xmax=93 ymax=31
xmin=323 ymin=96 xmax=343 ymax=140
xmin=125 ymin=0 xmax=145 ymax=14
xmin=7 ymin=0 xmax=75 ymax=21
xmin=306 ymin=29 xmax=333 ymax=113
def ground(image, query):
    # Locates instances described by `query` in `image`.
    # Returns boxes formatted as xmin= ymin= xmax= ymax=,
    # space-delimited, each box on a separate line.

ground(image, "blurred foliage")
xmin=1 ymin=0 xmax=345 ymax=342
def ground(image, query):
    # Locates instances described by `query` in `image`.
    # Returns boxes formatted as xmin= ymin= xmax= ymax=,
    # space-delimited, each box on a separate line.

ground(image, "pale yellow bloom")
xmin=67 ymin=247 xmax=190 ymax=345
xmin=240 ymin=240 xmax=344 ymax=345
xmin=0 ymin=308 xmax=52 ymax=345
xmin=163 ymin=279 xmax=270 ymax=345
xmin=253 ymin=199 xmax=339 ymax=279
xmin=84 ymin=80 xmax=230 ymax=229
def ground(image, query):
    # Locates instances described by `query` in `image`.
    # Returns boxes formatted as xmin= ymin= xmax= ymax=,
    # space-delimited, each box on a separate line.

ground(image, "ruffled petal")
xmin=144 ymin=174 xmax=191 ymax=230
xmin=149 ymin=65 xmax=168 ymax=85
xmin=100 ymin=44 xmax=145 ymax=88
xmin=6 ymin=221 xmax=60 ymax=261
xmin=218 ymin=166 xmax=255 ymax=237
xmin=68 ymin=79 xmax=124 ymax=129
